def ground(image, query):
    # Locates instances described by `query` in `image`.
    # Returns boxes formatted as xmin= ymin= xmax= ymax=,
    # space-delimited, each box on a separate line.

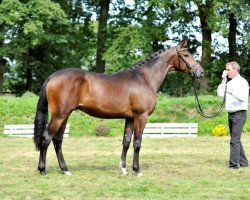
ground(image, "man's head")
xmin=226 ymin=61 xmax=240 ymax=79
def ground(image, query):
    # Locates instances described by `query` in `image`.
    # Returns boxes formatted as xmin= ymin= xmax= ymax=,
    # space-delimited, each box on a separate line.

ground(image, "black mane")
xmin=114 ymin=47 xmax=171 ymax=74
xmin=133 ymin=48 xmax=168 ymax=68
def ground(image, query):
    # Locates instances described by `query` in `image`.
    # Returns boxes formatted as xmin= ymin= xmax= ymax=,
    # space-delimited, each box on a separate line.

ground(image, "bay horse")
xmin=34 ymin=40 xmax=204 ymax=176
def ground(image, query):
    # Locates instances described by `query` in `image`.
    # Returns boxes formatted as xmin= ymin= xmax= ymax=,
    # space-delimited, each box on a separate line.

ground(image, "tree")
xmin=228 ymin=12 xmax=237 ymax=60
xmin=1 ymin=0 xmax=249 ymax=95
xmin=0 ymin=23 xmax=6 ymax=94
xmin=94 ymin=0 xmax=110 ymax=73
xmin=207 ymin=0 xmax=250 ymax=91
xmin=0 ymin=0 xmax=69 ymax=93
xmin=193 ymin=0 xmax=214 ymax=67
xmin=53 ymin=0 xmax=97 ymax=70
xmin=104 ymin=0 xmax=173 ymax=73
xmin=228 ymin=0 xmax=250 ymax=82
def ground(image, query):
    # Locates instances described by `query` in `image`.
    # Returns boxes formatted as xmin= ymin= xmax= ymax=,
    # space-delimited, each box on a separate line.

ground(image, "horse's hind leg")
xmin=120 ymin=118 xmax=134 ymax=176
xmin=38 ymin=117 xmax=65 ymax=175
xmin=38 ymin=126 xmax=52 ymax=175
xmin=52 ymin=117 xmax=71 ymax=175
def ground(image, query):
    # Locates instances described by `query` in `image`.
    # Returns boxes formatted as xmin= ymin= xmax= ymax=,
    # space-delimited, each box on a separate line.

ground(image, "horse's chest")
xmin=130 ymin=94 xmax=156 ymax=115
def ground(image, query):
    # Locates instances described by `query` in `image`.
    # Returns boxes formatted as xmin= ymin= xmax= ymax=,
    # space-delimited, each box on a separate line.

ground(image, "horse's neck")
xmin=140 ymin=52 xmax=175 ymax=93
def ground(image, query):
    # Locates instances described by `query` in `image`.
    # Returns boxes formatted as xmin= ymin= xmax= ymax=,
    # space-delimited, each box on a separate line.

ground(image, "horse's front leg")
xmin=120 ymin=118 xmax=134 ymax=176
xmin=133 ymin=114 xmax=148 ymax=177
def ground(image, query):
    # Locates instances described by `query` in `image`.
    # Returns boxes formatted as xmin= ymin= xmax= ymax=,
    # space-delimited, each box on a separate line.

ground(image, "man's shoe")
xmin=229 ymin=166 xmax=239 ymax=170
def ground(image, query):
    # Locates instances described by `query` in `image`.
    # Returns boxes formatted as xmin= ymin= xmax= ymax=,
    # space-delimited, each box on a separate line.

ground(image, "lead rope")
xmin=192 ymin=77 xmax=226 ymax=118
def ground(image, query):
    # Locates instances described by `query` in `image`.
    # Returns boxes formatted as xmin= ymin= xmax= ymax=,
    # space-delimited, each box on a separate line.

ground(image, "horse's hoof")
xmin=121 ymin=167 xmax=128 ymax=176
xmin=120 ymin=160 xmax=128 ymax=176
xmin=64 ymin=171 xmax=72 ymax=176
xmin=40 ymin=170 xmax=47 ymax=176
xmin=137 ymin=172 xmax=143 ymax=177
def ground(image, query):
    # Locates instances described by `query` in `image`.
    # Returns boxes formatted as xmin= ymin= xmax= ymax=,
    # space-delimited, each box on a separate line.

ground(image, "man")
xmin=217 ymin=61 xmax=249 ymax=169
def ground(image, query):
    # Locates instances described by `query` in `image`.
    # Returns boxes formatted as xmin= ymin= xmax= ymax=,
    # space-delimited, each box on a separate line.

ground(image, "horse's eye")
xmin=184 ymin=54 xmax=189 ymax=57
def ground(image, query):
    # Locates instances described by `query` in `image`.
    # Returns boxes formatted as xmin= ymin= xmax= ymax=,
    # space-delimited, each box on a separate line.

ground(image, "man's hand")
xmin=222 ymin=70 xmax=228 ymax=83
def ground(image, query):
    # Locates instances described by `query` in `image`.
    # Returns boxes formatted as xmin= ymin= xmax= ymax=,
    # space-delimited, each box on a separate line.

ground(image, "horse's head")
xmin=171 ymin=40 xmax=204 ymax=78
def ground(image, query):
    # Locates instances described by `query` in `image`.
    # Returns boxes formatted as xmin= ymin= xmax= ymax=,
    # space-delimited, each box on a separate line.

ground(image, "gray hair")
xmin=226 ymin=61 xmax=240 ymax=72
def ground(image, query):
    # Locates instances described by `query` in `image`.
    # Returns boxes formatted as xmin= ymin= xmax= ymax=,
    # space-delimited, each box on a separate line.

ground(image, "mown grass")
xmin=1 ymin=136 xmax=250 ymax=199
xmin=0 ymin=93 xmax=249 ymax=137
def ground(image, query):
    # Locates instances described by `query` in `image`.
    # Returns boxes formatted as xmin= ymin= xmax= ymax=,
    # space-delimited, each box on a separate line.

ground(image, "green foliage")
xmin=1 ymin=94 xmax=249 ymax=137
xmin=159 ymin=72 xmax=192 ymax=96
xmin=198 ymin=113 xmax=228 ymax=136
xmin=208 ymin=57 xmax=229 ymax=92
xmin=0 ymin=0 xmax=249 ymax=97
xmin=104 ymin=25 xmax=151 ymax=73
xmin=0 ymin=0 xmax=96 ymax=93
xmin=104 ymin=0 xmax=173 ymax=73
xmin=0 ymin=0 xmax=71 ymax=92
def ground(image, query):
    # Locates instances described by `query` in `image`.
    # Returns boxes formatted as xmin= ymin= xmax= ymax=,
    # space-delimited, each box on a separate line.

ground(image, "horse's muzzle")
xmin=194 ymin=66 xmax=204 ymax=78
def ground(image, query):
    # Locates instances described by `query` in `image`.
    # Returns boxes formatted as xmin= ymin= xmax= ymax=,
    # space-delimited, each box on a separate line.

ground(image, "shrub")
xmin=198 ymin=113 xmax=228 ymax=136
xmin=211 ymin=124 xmax=229 ymax=137
xmin=21 ymin=91 xmax=38 ymax=98
xmin=95 ymin=123 xmax=110 ymax=136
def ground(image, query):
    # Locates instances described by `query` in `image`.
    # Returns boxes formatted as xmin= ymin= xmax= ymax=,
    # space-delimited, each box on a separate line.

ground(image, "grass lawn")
xmin=1 ymin=135 xmax=250 ymax=199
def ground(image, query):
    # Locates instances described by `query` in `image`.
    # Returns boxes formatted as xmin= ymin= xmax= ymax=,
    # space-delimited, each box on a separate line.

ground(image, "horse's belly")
xmin=78 ymin=85 xmax=155 ymax=118
xmin=78 ymin=101 xmax=133 ymax=119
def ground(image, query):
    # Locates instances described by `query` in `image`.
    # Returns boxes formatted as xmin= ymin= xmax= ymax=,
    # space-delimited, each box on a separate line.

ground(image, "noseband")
xmin=176 ymin=48 xmax=199 ymax=76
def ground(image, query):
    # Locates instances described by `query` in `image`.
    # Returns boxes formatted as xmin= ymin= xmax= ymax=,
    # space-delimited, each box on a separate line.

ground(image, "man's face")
xmin=226 ymin=64 xmax=238 ymax=79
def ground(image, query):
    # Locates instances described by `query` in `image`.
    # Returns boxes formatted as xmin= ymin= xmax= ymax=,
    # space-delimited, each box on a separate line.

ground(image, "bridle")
xmin=176 ymin=47 xmax=226 ymax=118
xmin=176 ymin=47 xmax=200 ymax=76
xmin=192 ymin=77 xmax=226 ymax=118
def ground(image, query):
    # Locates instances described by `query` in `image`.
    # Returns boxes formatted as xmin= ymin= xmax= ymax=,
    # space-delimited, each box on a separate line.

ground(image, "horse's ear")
xmin=178 ymin=40 xmax=188 ymax=48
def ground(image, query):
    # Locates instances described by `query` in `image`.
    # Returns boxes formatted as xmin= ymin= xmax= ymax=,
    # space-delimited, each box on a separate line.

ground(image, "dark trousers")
xmin=228 ymin=110 xmax=248 ymax=168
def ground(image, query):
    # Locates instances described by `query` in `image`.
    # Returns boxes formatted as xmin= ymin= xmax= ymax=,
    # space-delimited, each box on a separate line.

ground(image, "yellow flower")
xmin=212 ymin=124 xmax=229 ymax=137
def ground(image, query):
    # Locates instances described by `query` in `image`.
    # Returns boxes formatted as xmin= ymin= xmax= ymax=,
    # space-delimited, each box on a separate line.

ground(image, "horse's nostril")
xmin=196 ymin=70 xmax=204 ymax=78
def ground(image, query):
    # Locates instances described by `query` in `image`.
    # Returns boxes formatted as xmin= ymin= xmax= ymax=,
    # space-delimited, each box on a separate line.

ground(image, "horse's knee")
xmin=123 ymin=132 xmax=132 ymax=148
xmin=134 ymin=138 xmax=141 ymax=152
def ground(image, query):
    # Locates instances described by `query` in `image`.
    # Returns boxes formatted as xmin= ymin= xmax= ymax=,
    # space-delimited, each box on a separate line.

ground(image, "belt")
xmin=228 ymin=110 xmax=246 ymax=115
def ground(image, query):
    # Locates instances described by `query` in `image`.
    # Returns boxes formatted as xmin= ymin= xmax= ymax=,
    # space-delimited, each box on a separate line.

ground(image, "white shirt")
xmin=217 ymin=74 xmax=249 ymax=112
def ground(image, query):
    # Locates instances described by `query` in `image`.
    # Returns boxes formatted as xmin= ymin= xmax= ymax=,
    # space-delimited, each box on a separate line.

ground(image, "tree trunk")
xmin=95 ymin=0 xmax=110 ymax=73
xmin=198 ymin=2 xmax=212 ymax=67
xmin=26 ymin=67 xmax=32 ymax=91
xmin=0 ymin=69 xmax=3 ymax=94
xmin=0 ymin=59 xmax=6 ymax=95
xmin=0 ymin=23 xmax=5 ymax=94
xmin=197 ymin=1 xmax=213 ymax=90
xmin=228 ymin=13 xmax=237 ymax=61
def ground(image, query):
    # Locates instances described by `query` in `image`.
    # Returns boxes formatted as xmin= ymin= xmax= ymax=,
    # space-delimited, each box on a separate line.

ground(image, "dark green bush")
xmin=95 ymin=123 xmax=110 ymax=137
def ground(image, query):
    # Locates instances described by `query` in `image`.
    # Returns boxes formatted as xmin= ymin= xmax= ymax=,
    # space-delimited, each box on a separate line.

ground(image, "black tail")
xmin=34 ymin=79 xmax=50 ymax=150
